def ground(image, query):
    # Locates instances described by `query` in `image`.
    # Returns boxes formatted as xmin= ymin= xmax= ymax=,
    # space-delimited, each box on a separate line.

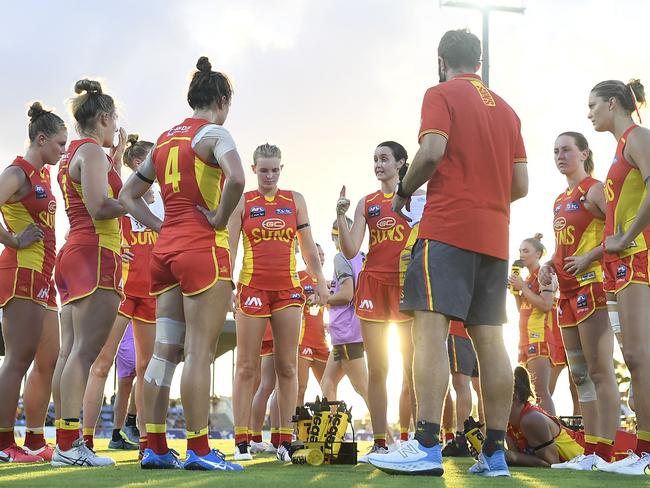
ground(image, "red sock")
xmin=148 ymin=432 xmax=168 ymax=455
xmin=584 ymin=440 xmax=597 ymax=455
xmin=444 ymin=432 xmax=454 ymax=443
xmin=83 ymin=434 xmax=94 ymax=450
xmin=252 ymin=432 xmax=263 ymax=443
xmin=635 ymin=438 xmax=650 ymax=457
xmin=234 ymin=432 xmax=248 ymax=445
xmin=595 ymin=441 xmax=614 ymax=462
xmin=400 ymin=431 xmax=409 ymax=442
xmin=271 ymin=431 xmax=279 ymax=448
xmin=59 ymin=429 xmax=79 ymax=452
xmin=0 ymin=430 xmax=15 ymax=450
xmin=24 ymin=431 xmax=45 ymax=450
xmin=187 ymin=434 xmax=210 ymax=457
xmin=139 ymin=437 xmax=147 ymax=452
xmin=279 ymin=432 xmax=293 ymax=447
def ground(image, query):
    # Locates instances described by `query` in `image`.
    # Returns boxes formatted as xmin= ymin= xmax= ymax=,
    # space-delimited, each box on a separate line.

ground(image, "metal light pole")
xmin=439 ymin=1 xmax=525 ymax=86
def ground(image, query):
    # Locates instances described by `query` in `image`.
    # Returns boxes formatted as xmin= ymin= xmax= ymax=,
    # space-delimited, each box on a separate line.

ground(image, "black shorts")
xmin=400 ymin=240 xmax=508 ymax=326
xmin=447 ymin=334 xmax=479 ymax=377
xmin=332 ymin=342 xmax=365 ymax=362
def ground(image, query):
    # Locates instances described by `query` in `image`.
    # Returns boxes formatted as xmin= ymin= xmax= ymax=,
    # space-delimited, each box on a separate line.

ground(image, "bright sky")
xmin=1 ymin=0 xmax=648 ymax=423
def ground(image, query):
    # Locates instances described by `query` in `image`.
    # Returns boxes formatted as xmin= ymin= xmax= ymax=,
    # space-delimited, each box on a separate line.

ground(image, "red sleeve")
xmin=513 ymin=115 xmax=527 ymax=163
xmin=418 ymin=86 xmax=451 ymax=143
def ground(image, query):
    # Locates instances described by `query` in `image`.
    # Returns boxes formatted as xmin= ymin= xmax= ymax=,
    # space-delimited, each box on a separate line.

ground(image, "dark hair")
xmin=27 ymin=101 xmax=66 ymax=142
xmin=523 ymin=233 xmax=545 ymax=257
xmin=69 ymin=79 xmax=115 ymax=133
xmin=514 ymin=366 xmax=535 ymax=404
xmin=591 ymin=79 xmax=646 ymax=115
xmin=187 ymin=56 xmax=233 ymax=110
xmin=438 ymin=29 xmax=481 ymax=70
xmin=557 ymin=132 xmax=594 ymax=175
xmin=376 ymin=141 xmax=409 ymax=178
xmin=123 ymin=134 xmax=154 ymax=167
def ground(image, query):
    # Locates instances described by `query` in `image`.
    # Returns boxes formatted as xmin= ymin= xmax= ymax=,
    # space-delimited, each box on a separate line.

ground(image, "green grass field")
xmin=1 ymin=440 xmax=649 ymax=487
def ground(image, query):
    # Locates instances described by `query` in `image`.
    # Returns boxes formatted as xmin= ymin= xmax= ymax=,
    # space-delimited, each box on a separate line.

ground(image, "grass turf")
xmin=1 ymin=440 xmax=649 ymax=487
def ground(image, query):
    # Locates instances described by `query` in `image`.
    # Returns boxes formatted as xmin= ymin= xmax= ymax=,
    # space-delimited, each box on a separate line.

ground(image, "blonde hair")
xmin=253 ymin=143 xmax=281 ymax=164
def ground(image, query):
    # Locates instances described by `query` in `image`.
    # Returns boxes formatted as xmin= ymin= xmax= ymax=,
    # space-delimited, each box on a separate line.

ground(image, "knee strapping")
xmin=156 ymin=317 xmax=186 ymax=346
xmin=566 ymin=350 xmax=597 ymax=402
xmin=144 ymin=355 xmax=177 ymax=387
xmin=606 ymin=301 xmax=620 ymax=335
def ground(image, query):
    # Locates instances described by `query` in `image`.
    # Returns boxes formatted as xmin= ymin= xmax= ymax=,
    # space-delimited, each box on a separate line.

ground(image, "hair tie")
xmin=630 ymin=85 xmax=643 ymax=124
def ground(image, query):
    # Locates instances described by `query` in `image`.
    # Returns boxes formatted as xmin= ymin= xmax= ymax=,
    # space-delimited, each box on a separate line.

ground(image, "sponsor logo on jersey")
xmin=166 ymin=125 xmax=191 ymax=136
xmin=527 ymin=344 xmax=537 ymax=354
xmin=368 ymin=205 xmax=380 ymax=218
xmin=565 ymin=202 xmax=580 ymax=212
xmin=531 ymin=332 xmax=540 ymax=339
xmin=250 ymin=206 xmax=265 ymax=218
xmin=376 ymin=216 xmax=396 ymax=230
xmin=576 ymin=294 xmax=588 ymax=310
xmin=262 ymin=218 xmax=286 ymax=230
xmin=244 ymin=296 xmax=263 ymax=308
xmin=358 ymin=299 xmax=374 ymax=310
xmin=580 ymin=271 xmax=596 ymax=281
xmin=554 ymin=203 xmax=562 ymax=214
xmin=616 ymin=264 xmax=627 ymax=280
xmin=37 ymin=287 xmax=49 ymax=300
xmin=276 ymin=207 xmax=293 ymax=215
xmin=34 ymin=185 xmax=47 ymax=199
xmin=553 ymin=217 xmax=567 ymax=231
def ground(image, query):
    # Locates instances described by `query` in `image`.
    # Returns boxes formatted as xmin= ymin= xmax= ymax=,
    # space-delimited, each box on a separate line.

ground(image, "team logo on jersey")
xmin=580 ymin=271 xmax=596 ymax=281
xmin=554 ymin=203 xmax=562 ymax=214
xmin=553 ymin=217 xmax=567 ymax=231
xmin=616 ymin=264 xmax=627 ymax=280
xmin=358 ymin=299 xmax=374 ymax=310
xmin=34 ymin=185 xmax=47 ymax=199
xmin=250 ymin=206 xmax=265 ymax=218
xmin=262 ymin=218 xmax=286 ymax=230
xmin=565 ymin=202 xmax=580 ymax=212
xmin=576 ymin=294 xmax=588 ymax=310
xmin=276 ymin=208 xmax=293 ymax=215
xmin=368 ymin=205 xmax=380 ymax=218
xmin=376 ymin=216 xmax=396 ymax=230
xmin=290 ymin=293 xmax=302 ymax=300
xmin=47 ymin=201 xmax=56 ymax=214
xmin=527 ymin=344 xmax=537 ymax=355
xmin=244 ymin=296 xmax=263 ymax=308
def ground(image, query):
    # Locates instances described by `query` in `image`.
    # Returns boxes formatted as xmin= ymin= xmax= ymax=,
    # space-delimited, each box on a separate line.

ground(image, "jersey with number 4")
xmin=152 ymin=118 xmax=229 ymax=254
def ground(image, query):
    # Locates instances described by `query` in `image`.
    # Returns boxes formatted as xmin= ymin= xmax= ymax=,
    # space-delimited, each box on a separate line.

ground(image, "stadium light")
xmin=439 ymin=0 xmax=525 ymax=86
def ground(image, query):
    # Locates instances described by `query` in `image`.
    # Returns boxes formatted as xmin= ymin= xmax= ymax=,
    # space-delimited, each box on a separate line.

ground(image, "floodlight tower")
xmin=439 ymin=1 xmax=525 ymax=86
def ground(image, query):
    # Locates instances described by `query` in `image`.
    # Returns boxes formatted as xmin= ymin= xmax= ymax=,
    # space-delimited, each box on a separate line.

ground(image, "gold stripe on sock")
xmin=234 ymin=426 xmax=249 ymax=436
xmin=187 ymin=427 xmax=209 ymax=439
xmin=82 ymin=428 xmax=95 ymax=436
xmin=0 ymin=427 xmax=14 ymax=433
xmin=61 ymin=420 xmax=80 ymax=431
xmin=26 ymin=427 xmax=44 ymax=434
xmin=146 ymin=423 xmax=167 ymax=434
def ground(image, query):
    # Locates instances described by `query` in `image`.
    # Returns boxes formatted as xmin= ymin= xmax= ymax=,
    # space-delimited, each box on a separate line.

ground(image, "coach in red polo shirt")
xmin=367 ymin=29 xmax=528 ymax=478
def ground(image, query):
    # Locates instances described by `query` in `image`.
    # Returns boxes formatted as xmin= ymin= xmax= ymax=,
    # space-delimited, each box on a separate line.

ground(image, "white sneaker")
xmin=51 ymin=439 xmax=116 ymax=467
xmin=600 ymin=450 xmax=640 ymax=473
xmin=551 ymin=454 xmax=585 ymax=470
xmin=608 ymin=452 xmax=650 ymax=475
xmin=367 ymin=439 xmax=444 ymax=476
xmin=264 ymin=443 xmax=277 ymax=454
xmin=276 ymin=444 xmax=291 ymax=462
xmin=249 ymin=441 xmax=270 ymax=454
xmin=388 ymin=441 xmax=401 ymax=452
xmin=358 ymin=443 xmax=389 ymax=463
xmin=233 ymin=443 xmax=252 ymax=461
xmin=551 ymin=453 xmax=608 ymax=471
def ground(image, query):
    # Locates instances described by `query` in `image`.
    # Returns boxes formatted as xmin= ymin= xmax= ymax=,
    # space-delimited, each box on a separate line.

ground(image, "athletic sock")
xmin=400 ymin=427 xmax=409 ymax=442
xmin=414 ymin=420 xmax=440 ymax=448
xmin=146 ymin=423 xmax=168 ymax=455
xmin=24 ymin=427 xmax=45 ymax=450
xmin=82 ymin=427 xmax=95 ymax=450
xmin=187 ymin=427 xmax=210 ymax=456
xmin=251 ymin=431 xmax=263 ymax=443
xmin=584 ymin=435 xmax=598 ymax=455
xmin=595 ymin=437 xmax=614 ymax=462
xmin=270 ymin=428 xmax=280 ymax=448
xmin=373 ymin=434 xmax=387 ymax=449
xmin=139 ymin=436 xmax=147 ymax=452
xmin=234 ymin=426 xmax=249 ymax=446
xmin=482 ymin=429 xmax=506 ymax=456
xmin=112 ymin=428 xmax=122 ymax=442
xmin=635 ymin=430 xmax=650 ymax=457
xmin=279 ymin=428 xmax=293 ymax=447
xmin=125 ymin=414 xmax=137 ymax=428
xmin=444 ymin=431 xmax=454 ymax=444
xmin=0 ymin=427 xmax=15 ymax=450
xmin=60 ymin=419 xmax=81 ymax=452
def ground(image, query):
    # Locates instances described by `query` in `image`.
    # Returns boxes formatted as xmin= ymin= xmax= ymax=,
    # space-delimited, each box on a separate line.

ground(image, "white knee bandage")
xmin=156 ymin=317 xmax=186 ymax=346
xmin=144 ymin=354 xmax=177 ymax=387
xmin=566 ymin=350 xmax=597 ymax=403
xmin=606 ymin=301 xmax=620 ymax=335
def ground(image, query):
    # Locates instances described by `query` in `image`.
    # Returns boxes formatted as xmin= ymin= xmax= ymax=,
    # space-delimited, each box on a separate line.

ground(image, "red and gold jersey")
xmin=604 ymin=124 xmax=650 ymax=262
xmin=448 ymin=320 xmax=470 ymax=340
xmin=551 ymin=176 xmax=604 ymax=297
xmin=58 ymin=138 xmax=122 ymax=253
xmin=518 ymin=268 xmax=557 ymax=347
xmin=363 ymin=190 xmax=416 ymax=285
xmin=298 ymin=270 xmax=327 ymax=349
xmin=152 ymin=118 xmax=228 ymax=254
xmin=238 ymin=189 xmax=300 ymax=291
xmin=0 ymin=157 xmax=56 ymax=277
xmin=121 ymin=215 xmax=157 ymax=298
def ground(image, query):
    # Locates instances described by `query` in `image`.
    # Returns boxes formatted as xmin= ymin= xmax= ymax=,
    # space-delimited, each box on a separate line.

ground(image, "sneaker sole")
xmin=51 ymin=460 xmax=115 ymax=468
xmin=369 ymin=461 xmax=444 ymax=477
xmin=140 ymin=462 xmax=180 ymax=470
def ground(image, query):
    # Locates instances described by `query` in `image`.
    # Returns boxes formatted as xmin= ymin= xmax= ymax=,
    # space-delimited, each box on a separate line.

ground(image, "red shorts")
xmin=119 ymin=295 xmax=156 ymax=324
xmin=299 ymin=345 xmax=329 ymax=362
xmin=354 ymin=272 xmax=410 ymax=323
xmin=237 ymin=284 xmax=305 ymax=317
xmin=150 ymin=246 xmax=232 ymax=296
xmin=550 ymin=342 xmax=567 ymax=366
xmin=46 ymin=281 xmax=58 ymax=311
xmin=557 ymin=282 xmax=607 ymax=328
xmin=518 ymin=341 xmax=552 ymax=365
xmin=603 ymin=251 xmax=649 ymax=294
xmin=260 ymin=339 xmax=274 ymax=357
xmin=0 ymin=267 xmax=52 ymax=308
xmin=55 ymin=244 xmax=123 ymax=305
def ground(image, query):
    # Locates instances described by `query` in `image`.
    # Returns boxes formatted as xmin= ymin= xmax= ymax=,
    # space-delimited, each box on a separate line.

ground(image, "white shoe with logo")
xmin=276 ymin=444 xmax=292 ymax=462
xmin=551 ymin=453 xmax=608 ymax=471
xmin=51 ymin=439 xmax=116 ymax=467
xmin=249 ymin=441 xmax=270 ymax=454
xmin=599 ymin=450 xmax=640 ymax=473
xmin=607 ymin=452 xmax=650 ymax=475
